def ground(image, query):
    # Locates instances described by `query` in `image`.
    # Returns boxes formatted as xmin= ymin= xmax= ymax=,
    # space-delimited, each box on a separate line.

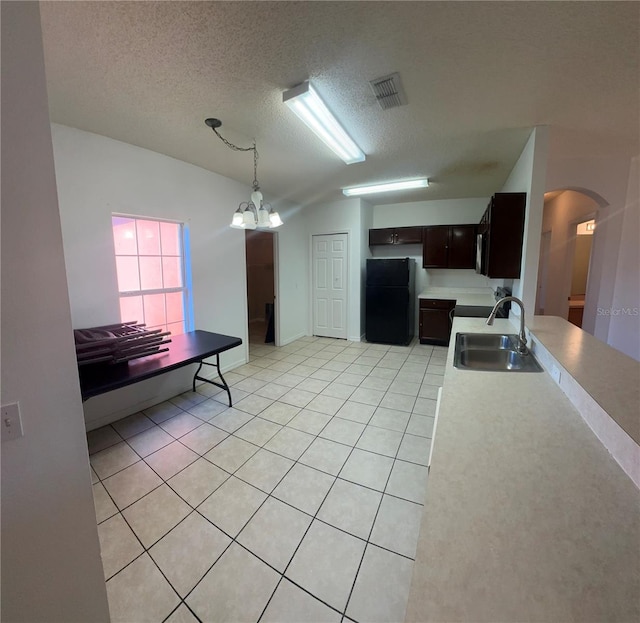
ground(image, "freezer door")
xmin=366 ymin=258 xmax=409 ymax=287
xmin=366 ymin=286 xmax=411 ymax=345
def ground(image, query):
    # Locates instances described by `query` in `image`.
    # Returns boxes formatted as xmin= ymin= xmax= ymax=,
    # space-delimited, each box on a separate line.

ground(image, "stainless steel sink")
xmin=454 ymin=333 xmax=543 ymax=372
xmin=456 ymin=333 xmax=516 ymax=351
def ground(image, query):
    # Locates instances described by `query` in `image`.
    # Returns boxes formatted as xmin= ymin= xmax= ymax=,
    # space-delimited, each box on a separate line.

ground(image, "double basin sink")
xmin=453 ymin=333 xmax=543 ymax=372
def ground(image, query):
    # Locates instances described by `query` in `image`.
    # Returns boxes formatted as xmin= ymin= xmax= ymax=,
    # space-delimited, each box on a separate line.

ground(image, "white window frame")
xmin=111 ymin=213 xmax=192 ymax=333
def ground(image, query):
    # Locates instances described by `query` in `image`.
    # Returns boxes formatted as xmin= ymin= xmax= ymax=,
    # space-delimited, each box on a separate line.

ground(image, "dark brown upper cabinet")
xmin=422 ymin=224 xmax=476 ymax=269
xmin=477 ymin=193 xmax=526 ymax=278
xmin=369 ymin=227 xmax=423 ymax=246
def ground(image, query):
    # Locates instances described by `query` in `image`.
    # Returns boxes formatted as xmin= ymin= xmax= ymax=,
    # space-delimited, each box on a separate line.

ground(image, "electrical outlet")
xmin=550 ymin=364 xmax=562 ymax=385
xmin=1 ymin=402 xmax=24 ymax=442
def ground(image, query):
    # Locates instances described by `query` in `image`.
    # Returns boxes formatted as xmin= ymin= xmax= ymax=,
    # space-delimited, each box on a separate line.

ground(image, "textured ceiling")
xmin=40 ymin=1 xmax=639 ymax=208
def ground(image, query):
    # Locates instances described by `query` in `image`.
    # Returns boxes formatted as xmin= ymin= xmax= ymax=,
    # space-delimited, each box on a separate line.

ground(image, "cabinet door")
xmin=422 ymin=226 xmax=449 ymax=268
xmin=419 ymin=308 xmax=451 ymax=344
xmin=448 ymin=225 xmax=476 ymax=269
xmin=419 ymin=299 xmax=455 ymax=345
xmin=485 ymin=193 xmax=526 ymax=278
xmin=395 ymin=227 xmax=423 ymax=244
xmin=369 ymin=228 xmax=395 ymax=246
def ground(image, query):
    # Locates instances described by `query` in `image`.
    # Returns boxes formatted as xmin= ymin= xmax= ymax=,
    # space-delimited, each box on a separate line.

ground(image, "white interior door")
xmin=312 ymin=233 xmax=348 ymax=339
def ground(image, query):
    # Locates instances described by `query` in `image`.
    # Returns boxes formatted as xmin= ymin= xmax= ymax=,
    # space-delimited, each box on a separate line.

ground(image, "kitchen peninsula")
xmin=405 ymin=316 xmax=640 ymax=622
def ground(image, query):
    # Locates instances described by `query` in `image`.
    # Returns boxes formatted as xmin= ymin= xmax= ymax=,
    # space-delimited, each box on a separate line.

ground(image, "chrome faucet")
xmin=487 ymin=296 xmax=529 ymax=354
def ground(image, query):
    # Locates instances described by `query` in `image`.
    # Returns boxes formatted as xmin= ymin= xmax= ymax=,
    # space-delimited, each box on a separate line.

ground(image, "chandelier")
xmin=205 ymin=118 xmax=283 ymax=230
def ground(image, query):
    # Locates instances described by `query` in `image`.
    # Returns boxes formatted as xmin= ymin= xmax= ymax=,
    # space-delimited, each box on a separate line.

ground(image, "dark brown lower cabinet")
xmin=419 ymin=298 xmax=456 ymax=345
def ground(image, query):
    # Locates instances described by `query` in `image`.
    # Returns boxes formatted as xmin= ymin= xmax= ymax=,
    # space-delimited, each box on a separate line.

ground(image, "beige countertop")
xmin=527 ymin=315 xmax=639 ymax=445
xmin=418 ymin=286 xmax=496 ymax=307
xmin=405 ymin=317 xmax=640 ymax=623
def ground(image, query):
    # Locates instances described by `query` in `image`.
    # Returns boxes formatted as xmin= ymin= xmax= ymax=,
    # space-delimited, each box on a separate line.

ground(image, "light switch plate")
xmin=1 ymin=402 xmax=24 ymax=442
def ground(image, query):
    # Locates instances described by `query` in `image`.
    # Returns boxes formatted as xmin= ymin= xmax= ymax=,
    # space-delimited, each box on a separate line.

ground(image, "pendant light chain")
xmin=205 ymin=117 xmax=282 ymax=229
xmin=210 ymin=125 xmax=261 ymax=192
xmin=253 ymin=146 xmax=259 ymax=192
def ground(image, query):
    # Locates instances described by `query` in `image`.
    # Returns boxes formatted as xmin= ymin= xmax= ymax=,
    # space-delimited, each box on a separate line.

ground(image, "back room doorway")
xmin=245 ymin=229 xmax=276 ymax=345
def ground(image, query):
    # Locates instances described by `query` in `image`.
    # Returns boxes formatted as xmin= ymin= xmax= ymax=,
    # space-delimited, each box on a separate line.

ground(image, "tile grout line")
xmin=340 ymin=360 xmax=423 ymax=621
xmin=90 ymin=335 xmax=443 ymax=621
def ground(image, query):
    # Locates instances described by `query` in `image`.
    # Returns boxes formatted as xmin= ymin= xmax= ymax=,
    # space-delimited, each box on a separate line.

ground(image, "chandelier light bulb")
xmin=230 ymin=209 xmax=244 ymax=228
xmin=242 ymin=208 xmax=257 ymax=230
xmin=269 ymin=210 xmax=283 ymax=228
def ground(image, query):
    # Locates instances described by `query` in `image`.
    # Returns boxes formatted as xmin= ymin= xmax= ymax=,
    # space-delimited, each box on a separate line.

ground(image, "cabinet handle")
xmin=394 ymin=232 xmax=398 ymax=243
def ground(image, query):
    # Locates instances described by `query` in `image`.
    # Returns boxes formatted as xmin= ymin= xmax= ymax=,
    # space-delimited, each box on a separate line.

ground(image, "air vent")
xmin=369 ymin=72 xmax=407 ymax=110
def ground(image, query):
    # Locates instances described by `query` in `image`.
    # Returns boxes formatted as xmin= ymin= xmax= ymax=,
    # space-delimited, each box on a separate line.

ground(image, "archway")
xmin=536 ymin=188 xmax=608 ymax=334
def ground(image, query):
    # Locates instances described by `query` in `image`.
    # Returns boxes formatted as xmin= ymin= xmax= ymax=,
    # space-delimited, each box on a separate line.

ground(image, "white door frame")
xmin=309 ymin=230 xmax=350 ymax=339
xmin=245 ymin=229 xmax=280 ymax=347
xmin=563 ymin=212 xmax=596 ymax=321
xmin=535 ymin=230 xmax=552 ymax=315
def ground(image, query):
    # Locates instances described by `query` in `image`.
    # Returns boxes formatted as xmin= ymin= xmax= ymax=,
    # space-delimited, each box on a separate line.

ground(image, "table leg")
xmin=192 ymin=354 xmax=233 ymax=406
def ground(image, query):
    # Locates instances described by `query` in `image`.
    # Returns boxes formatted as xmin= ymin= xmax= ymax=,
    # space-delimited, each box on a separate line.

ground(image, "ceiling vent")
xmin=369 ymin=72 xmax=407 ymax=110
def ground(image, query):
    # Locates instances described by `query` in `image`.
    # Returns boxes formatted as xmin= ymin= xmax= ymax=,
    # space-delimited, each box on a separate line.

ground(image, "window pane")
xmin=149 ymin=324 xmax=168 ymax=334
xmin=136 ymin=220 xmax=161 ymax=255
xmin=160 ymin=221 xmax=181 ymax=256
xmin=112 ymin=217 xmax=138 ymax=255
xmin=139 ymin=256 xmax=163 ymax=290
xmin=167 ymin=321 xmax=185 ymax=336
xmin=143 ymin=293 xmax=165 ymax=328
xmin=165 ymin=291 xmax=184 ymax=324
xmin=116 ymin=256 xmax=140 ymax=292
xmin=162 ymin=256 xmax=182 ymax=288
xmin=119 ymin=296 xmax=143 ymax=324
xmin=113 ymin=215 xmax=189 ymax=333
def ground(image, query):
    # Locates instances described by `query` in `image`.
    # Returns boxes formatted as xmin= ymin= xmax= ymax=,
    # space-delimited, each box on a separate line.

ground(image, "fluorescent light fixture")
xmin=342 ymin=178 xmax=429 ymax=196
xmin=283 ymin=81 xmax=365 ymax=165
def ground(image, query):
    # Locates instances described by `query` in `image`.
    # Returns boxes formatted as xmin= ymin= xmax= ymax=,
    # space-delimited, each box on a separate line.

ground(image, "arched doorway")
xmin=537 ymin=188 xmax=608 ymax=334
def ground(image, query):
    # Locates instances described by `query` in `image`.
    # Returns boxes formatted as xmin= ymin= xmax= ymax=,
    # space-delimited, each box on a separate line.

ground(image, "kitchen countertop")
xmin=405 ymin=317 xmax=640 ymax=623
xmin=418 ymin=286 xmax=496 ymax=308
xmin=528 ymin=315 xmax=639 ymax=445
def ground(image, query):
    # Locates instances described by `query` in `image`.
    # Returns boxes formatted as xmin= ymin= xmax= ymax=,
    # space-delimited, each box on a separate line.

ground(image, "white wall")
xmin=501 ymin=126 xmax=550 ymax=316
xmin=540 ymin=190 xmax=600 ymax=319
xmin=372 ymin=198 xmax=487 ymax=228
xmin=360 ymin=201 xmax=374 ymax=339
xmin=276 ymin=206 xmax=309 ymax=344
xmin=1 ymin=3 xmax=110 ymax=620
xmin=52 ymin=125 xmax=252 ymax=428
xmin=545 ymin=144 xmax=633 ymax=342
xmin=607 ymin=156 xmax=640 ymax=361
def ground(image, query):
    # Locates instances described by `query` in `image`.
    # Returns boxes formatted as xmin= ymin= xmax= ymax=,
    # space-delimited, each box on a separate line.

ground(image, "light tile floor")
xmin=89 ymin=336 xmax=446 ymax=623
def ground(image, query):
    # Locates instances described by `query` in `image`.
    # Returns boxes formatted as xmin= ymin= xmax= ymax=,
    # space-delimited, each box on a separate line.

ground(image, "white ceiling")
xmin=39 ymin=1 xmax=639 ymax=208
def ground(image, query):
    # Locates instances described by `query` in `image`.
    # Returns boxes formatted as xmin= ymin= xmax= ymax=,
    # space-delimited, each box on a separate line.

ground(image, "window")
xmin=111 ymin=215 xmax=190 ymax=335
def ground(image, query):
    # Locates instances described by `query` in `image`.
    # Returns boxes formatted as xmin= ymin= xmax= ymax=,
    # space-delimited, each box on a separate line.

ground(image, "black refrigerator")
xmin=365 ymin=258 xmax=415 ymax=345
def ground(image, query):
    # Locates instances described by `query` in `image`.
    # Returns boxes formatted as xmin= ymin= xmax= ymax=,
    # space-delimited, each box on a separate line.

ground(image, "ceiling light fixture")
xmin=283 ymin=81 xmax=365 ymax=165
xmin=205 ymin=118 xmax=283 ymax=230
xmin=342 ymin=178 xmax=429 ymax=197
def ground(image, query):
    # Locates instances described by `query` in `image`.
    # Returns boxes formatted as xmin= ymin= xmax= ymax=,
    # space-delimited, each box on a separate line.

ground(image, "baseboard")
xmin=84 ymin=355 xmax=246 ymax=432
xmin=279 ymin=332 xmax=306 ymax=346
